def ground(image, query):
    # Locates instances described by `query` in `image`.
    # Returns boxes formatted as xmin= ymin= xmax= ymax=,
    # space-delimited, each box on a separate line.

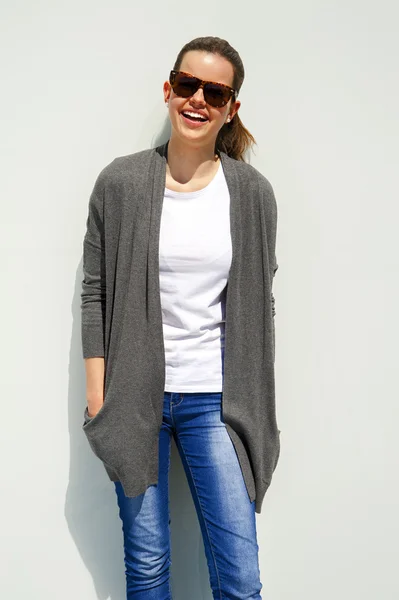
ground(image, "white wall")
xmin=1 ymin=1 xmax=398 ymax=598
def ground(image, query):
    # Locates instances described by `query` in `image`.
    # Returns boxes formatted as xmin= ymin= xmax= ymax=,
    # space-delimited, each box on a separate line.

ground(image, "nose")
xmin=191 ymin=85 xmax=206 ymax=104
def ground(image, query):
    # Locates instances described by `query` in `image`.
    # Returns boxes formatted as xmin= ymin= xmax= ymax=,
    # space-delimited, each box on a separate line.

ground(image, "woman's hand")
xmin=87 ymin=397 xmax=104 ymax=418
xmin=84 ymin=357 xmax=105 ymax=418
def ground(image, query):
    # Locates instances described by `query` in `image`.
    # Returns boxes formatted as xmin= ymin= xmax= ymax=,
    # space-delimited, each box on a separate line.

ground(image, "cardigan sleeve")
xmin=258 ymin=173 xmax=279 ymax=282
xmin=258 ymin=172 xmax=279 ymax=360
xmin=80 ymin=172 xmax=107 ymax=359
xmin=268 ymin=184 xmax=278 ymax=362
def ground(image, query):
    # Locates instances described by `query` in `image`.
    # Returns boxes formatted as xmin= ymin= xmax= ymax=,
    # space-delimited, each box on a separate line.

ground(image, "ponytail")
xmin=215 ymin=111 xmax=257 ymax=161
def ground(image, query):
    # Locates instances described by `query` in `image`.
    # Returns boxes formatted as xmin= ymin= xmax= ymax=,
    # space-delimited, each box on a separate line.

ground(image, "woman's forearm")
xmin=84 ymin=357 xmax=105 ymax=416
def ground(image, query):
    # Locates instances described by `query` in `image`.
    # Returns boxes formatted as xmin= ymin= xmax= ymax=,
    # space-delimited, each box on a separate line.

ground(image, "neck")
xmin=165 ymin=135 xmax=219 ymax=184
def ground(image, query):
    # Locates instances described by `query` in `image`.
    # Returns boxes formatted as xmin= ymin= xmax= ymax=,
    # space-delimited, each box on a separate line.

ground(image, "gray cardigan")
xmin=81 ymin=140 xmax=280 ymax=514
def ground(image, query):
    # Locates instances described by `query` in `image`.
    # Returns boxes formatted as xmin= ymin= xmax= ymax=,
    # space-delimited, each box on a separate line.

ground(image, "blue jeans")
xmin=114 ymin=391 xmax=263 ymax=599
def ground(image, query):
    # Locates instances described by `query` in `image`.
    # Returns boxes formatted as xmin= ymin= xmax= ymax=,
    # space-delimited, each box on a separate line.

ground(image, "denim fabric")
xmin=114 ymin=391 xmax=263 ymax=599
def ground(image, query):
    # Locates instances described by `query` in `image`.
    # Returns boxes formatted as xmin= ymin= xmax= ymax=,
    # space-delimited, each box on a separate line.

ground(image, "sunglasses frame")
xmin=169 ymin=70 xmax=237 ymax=107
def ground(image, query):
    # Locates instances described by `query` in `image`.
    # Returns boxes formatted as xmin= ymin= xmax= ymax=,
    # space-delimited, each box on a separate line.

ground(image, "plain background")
xmin=1 ymin=1 xmax=398 ymax=598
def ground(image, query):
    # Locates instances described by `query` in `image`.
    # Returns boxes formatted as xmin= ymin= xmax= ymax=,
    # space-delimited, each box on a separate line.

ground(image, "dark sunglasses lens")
xmin=172 ymin=73 xmax=199 ymax=97
xmin=204 ymin=83 xmax=230 ymax=107
xmin=170 ymin=72 xmax=232 ymax=107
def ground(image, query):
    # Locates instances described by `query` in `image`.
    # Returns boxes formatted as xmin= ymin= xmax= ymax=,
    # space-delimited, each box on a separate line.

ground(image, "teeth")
xmin=183 ymin=111 xmax=207 ymax=120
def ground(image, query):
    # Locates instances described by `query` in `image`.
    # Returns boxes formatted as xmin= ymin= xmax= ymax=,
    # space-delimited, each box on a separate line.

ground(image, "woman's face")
xmin=163 ymin=50 xmax=241 ymax=149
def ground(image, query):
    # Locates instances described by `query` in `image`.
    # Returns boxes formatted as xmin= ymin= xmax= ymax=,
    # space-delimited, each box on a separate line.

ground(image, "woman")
xmin=81 ymin=36 xmax=280 ymax=599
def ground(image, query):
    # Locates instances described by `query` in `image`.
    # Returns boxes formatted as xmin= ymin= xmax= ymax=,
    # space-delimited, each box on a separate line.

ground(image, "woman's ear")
xmin=229 ymin=99 xmax=241 ymax=121
xmin=163 ymin=81 xmax=171 ymax=104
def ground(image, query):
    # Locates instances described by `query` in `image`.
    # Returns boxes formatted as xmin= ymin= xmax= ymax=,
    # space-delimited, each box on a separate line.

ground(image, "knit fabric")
xmin=81 ymin=140 xmax=280 ymax=514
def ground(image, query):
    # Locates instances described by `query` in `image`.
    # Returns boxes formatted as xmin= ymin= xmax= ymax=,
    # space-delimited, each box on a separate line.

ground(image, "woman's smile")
xmin=180 ymin=111 xmax=210 ymax=128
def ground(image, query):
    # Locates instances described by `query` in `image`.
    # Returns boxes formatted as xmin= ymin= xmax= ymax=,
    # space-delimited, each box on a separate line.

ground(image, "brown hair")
xmin=172 ymin=36 xmax=257 ymax=162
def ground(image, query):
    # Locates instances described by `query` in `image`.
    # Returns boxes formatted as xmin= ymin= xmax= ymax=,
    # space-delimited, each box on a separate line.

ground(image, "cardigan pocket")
xmin=82 ymin=397 xmax=122 ymax=472
xmin=83 ymin=404 xmax=103 ymax=426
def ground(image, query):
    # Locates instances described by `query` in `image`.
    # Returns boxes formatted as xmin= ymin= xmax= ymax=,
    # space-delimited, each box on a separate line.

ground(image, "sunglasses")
xmin=169 ymin=70 xmax=237 ymax=108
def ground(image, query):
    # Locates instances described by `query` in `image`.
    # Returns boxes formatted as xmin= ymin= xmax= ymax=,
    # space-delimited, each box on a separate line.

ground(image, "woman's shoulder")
xmin=223 ymin=153 xmax=275 ymax=200
xmin=96 ymin=147 xmax=155 ymax=185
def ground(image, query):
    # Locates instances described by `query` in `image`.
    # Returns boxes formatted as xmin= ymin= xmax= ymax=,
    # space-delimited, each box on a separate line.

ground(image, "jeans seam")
xmin=176 ymin=436 xmax=223 ymax=600
xmin=171 ymin=396 xmax=184 ymax=408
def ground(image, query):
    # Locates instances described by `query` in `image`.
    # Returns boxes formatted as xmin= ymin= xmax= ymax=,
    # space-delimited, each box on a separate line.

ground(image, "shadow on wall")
xmin=64 ymin=122 xmax=216 ymax=599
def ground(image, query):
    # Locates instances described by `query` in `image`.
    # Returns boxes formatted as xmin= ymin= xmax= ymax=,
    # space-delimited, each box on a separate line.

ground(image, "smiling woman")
xmin=81 ymin=35 xmax=280 ymax=600
xmin=164 ymin=40 xmax=256 ymax=166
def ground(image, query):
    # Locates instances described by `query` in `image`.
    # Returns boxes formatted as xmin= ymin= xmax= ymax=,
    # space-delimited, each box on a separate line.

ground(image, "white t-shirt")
xmin=159 ymin=160 xmax=232 ymax=392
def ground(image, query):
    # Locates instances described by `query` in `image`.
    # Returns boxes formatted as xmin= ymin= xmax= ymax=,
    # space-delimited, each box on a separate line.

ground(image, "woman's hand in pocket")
xmin=87 ymin=396 xmax=104 ymax=418
xmin=84 ymin=357 xmax=105 ymax=418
